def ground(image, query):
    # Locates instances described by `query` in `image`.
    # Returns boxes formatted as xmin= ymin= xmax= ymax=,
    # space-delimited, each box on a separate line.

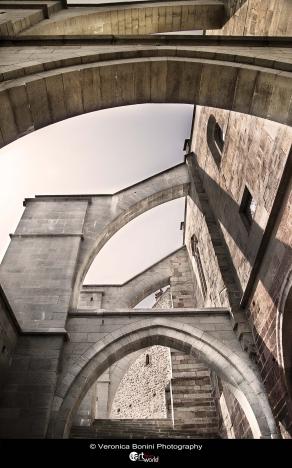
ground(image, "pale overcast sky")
xmin=0 ymin=104 xmax=193 ymax=287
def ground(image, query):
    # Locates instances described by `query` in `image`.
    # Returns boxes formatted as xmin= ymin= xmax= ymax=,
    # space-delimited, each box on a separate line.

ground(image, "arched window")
xmin=207 ymin=115 xmax=225 ymax=168
xmin=191 ymin=235 xmax=207 ymax=299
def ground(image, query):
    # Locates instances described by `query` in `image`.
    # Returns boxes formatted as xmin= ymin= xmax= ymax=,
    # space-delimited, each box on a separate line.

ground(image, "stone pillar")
xmin=0 ymin=196 xmax=89 ymax=437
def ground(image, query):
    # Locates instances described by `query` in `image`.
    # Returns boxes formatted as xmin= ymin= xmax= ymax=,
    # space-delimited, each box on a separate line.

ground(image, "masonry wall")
xmin=247 ymin=182 xmax=292 ymax=437
xmin=191 ymin=107 xmax=292 ymax=293
xmin=208 ymin=0 xmax=292 ymax=36
xmin=111 ymin=346 xmax=171 ymax=419
xmin=0 ymin=335 xmax=64 ymax=438
xmin=189 ymin=107 xmax=292 ymax=437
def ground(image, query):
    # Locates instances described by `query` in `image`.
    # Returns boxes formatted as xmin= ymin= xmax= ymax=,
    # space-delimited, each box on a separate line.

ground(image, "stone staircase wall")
xmin=170 ymin=351 xmax=220 ymax=434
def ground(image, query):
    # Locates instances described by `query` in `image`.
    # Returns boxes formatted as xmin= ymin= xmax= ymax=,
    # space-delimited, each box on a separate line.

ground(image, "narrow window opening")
xmin=240 ymin=186 xmax=257 ymax=230
xmin=145 ymin=354 xmax=150 ymax=366
xmin=191 ymin=235 xmax=207 ymax=299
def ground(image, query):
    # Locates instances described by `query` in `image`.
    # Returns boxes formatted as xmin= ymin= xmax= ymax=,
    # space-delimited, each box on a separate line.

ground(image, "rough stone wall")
xmin=191 ymin=107 xmax=292 ymax=294
xmin=110 ymin=346 xmax=171 ymax=419
xmin=190 ymin=106 xmax=292 ymax=437
xmin=207 ymin=0 xmax=292 ymax=36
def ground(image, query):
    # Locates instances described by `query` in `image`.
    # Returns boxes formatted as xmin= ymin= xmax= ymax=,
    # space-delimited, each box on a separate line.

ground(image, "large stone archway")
xmin=51 ymin=318 xmax=278 ymax=439
xmin=0 ymin=163 xmax=189 ymax=329
xmin=1 ymin=36 xmax=292 ymax=148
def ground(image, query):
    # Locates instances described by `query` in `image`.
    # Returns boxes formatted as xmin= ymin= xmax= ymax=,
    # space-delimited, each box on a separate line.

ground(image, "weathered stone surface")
xmin=0 ymin=1 xmax=290 ymax=440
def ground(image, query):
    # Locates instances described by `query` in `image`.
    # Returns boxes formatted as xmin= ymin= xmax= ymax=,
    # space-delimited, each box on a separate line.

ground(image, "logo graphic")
xmin=129 ymin=452 xmax=159 ymax=462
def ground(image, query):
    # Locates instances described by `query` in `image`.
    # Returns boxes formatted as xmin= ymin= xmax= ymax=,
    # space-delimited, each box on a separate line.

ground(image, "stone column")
xmin=0 ymin=196 xmax=89 ymax=437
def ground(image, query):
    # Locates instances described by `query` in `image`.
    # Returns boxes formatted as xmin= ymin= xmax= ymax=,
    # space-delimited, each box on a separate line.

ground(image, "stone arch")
xmin=51 ymin=318 xmax=279 ymax=439
xmin=71 ymin=170 xmax=189 ymax=311
xmin=1 ymin=48 xmax=291 ymax=148
xmin=83 ymin=247 xmax=182 ymax=310
xmin=131 ymin=281 xmax=170 ymax=309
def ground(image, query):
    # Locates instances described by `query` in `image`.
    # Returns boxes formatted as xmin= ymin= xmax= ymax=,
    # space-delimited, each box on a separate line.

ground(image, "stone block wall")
xmin=0 ymin=335 xmax=64 ymax=438
xmin=207 ymin=0 xmax=292 ymax=36
xmin=191 ymin=106 xmax=292 ymax=294
xmin=189 ymin=106 xmax=292 ymax=437
xmin=169 ymin=247 xmax=198 ymax=309
xmin=0 ymin=198 xmax=88 ymax=329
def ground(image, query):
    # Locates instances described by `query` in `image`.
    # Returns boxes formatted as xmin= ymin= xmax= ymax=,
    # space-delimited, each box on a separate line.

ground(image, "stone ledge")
xmin=9 ymin=233 xmax=84 ymax=239
xmin=20 ymin=327 xmax=69 ymax=340
xmin=70 ymin=307 xmax=231 ymax=317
